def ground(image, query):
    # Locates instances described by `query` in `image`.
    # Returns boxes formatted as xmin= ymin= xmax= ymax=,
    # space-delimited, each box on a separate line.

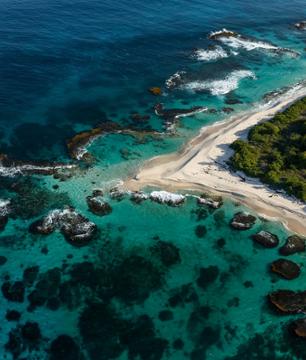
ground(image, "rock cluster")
xmin=29 ymin=207 xmax=97 ymax=246
xmin=87 ymin=193 xmax=112 ymax=216
xmin=269 ymin=290 xmax=306 ymax=313
xmin=294 ymin=21 xmax=306 ymax=30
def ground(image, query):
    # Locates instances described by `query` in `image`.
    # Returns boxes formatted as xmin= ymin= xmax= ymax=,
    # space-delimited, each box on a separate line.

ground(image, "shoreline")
xmin=125 ymin=85 xmax=306 ymax=235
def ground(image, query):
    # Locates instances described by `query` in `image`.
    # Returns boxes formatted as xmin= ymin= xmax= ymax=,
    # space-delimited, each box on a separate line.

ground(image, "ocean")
xmin=0 ymin=0 xmax=305 ymax=359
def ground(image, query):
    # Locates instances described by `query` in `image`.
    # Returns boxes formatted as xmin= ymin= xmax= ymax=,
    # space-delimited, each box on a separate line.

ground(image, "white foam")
xmin=211 ymin=29 xmax=299 ymax=56
xmin=0 ymin=163 xmax=75 ymax=177
xmin=0 ymin=199 xmax=11 ymax=216
xmin=193 ymin=46 xmax=228 ymax=61
xmin=150 ymin=190 xmax=185 ymax=205
xmin=183 ymin=70 xmax=256 ymax=96
xmin=165 ymin=71 xmax=186 ymax=89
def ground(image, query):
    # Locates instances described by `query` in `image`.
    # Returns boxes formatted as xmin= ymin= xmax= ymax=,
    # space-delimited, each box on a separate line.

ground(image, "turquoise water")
xmin=0 ymin=1 xmax=306 ymax=359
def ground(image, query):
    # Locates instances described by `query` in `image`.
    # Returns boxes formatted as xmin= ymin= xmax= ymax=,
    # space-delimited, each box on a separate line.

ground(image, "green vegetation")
xmin=230 ymin=97 xmax=306 ymax=201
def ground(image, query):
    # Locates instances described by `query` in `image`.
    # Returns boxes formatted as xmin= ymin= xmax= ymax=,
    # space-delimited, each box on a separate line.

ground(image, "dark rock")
xmin=6 ymin=310 xmax=21 ymax=321
xmin=149 ymin=87 xmax=162 ymax=96
xmin=21 ymin=321 xmax=41 ymax=341
xmin=290 ymin=318 xmax=306 ymax=339
xmin=53 ymin=184 xmax=59 ymax=190
xmin=225 ymin=98 xmax=242 ymax=105
xmin=252 ymin=231 xmax=279 ymax=248
xmin=230 ymin=212 xmax=256 ymax=230
xmin=173 ymin=338 xmax=184 ymax=350
xmin=0 ymin=255 xmax=7 ymax=265
xmin=47 ymin=297 xmax=61 ymax=311
xmin=196 ymin=266 xmax=219 ymax=290
xmin=150 ymin=240 xmax=181 ymax=267
xmin=279 ymin=235 xmax=305 ymax=256
xmin=120 ymin=314 xmax=169 ymax=360
xmin=50 ymin=335 xmax=81 ymax=360
xmin=271 ymin=259 xmax=300 ymax=280
xmin=113 ymin=255 xmax=163 ymax=303
xmin=79 ymin=303 xmax=126 ymax=360
xmin=130 ymin=113 xmax=151 ymax=122
xmin=222 ymin=107 xmax=234 ymax=113
xmin=23 ymin=266 xmax=39 ymax=286
xmin=294 ymin=21 xmax=306 ymax=30
xmin=2 ymin=281 xmax=25 ymax=302
xmin=0 ymin=215 xmax=8 ymax=231
xmin=227 ymin=297 xmax=240 ymax=307
xmin=168 ymin=283 xmax=198 ymax=307
xmin=158 ymin=310 xmax=173 ymax=321
xmin=5 ymin=330 xmax=22 ymax=358
xmin=195 ymin=225 xmax=207 ymax=238
xmin=269 ymin=290 xmax=306 ymax=313
xmin=87 ymin=195 xmax=112 ymax=216
xmin=243 ymin=281 xmax=253 ymax=288
xmin=216 ymin=238 xmax=226 ymax=249
xmin=29 ymin=218 xmax=54 ymax=235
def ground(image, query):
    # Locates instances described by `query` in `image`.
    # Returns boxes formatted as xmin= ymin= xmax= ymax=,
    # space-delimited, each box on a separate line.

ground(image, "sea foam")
xmin=193 ymin=46 xmax=228 ymax=61
xmin=183 ymin=70 xmax=256 ymax=96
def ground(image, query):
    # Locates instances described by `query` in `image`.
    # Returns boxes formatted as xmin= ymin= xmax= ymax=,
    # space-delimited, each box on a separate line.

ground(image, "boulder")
xmin=6 ymin=310 xmax=21 ymax=321
xmin=279 ymin=235 xmax=305 ymax=256
xmin=87 ymin=195 xmax=112 ymax=216
xmin=252 ymin=231 xmax=279 ymax=248
xmin=1 ymin=281 xmax=25 ymax=302
xmin=130 ymin=191 xmax=149 ymax=204
xmin=197 ymin=194 xmax=222 ymax=209
xmin=271 ymin=259 xmax=300 ymax=280
xmin=269 ymin=290 xmax=306 ymax=313
xmin=230 ymin=212 xmax=256 ymax=230
xmin=290 ymin=318 xmax=306 ymax=338
xmin=149 ymin=87 xmax=162 ymax=96
xmin=50 ymin=335 xmax=81 ymax=360
xmin=294 ymin=21 xmax=306 ymax=30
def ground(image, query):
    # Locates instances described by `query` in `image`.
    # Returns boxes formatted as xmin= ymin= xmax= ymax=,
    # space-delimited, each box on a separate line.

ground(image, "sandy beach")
xmin=125 ymin=86 xmax=306 ymax=235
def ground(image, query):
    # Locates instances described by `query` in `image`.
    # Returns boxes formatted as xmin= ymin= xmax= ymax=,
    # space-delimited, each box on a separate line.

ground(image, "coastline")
xmin=125 ymin=84 xmax=306 ymax=235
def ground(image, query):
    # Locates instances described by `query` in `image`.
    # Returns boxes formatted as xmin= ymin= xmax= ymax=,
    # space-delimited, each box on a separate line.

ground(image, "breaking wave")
xmin=209 ymin=28 xmax=300 ymax=57
xmin=183 ymin=70 xmax=256 ymax=96
xmin=192 ymin=46 xmax=229 ymax=61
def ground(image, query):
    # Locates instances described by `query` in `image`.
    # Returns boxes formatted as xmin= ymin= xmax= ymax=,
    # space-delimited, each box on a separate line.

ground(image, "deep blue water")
xmin=0 ymin=1 xmax=305 ymax=359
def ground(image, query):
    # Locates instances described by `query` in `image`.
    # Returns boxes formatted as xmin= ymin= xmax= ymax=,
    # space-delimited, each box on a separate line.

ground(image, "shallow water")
xmin=0 ymin=1 xmax=306 ymax=359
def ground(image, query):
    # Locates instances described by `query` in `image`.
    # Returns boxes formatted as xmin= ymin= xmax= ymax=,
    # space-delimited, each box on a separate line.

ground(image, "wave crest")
xmin=183 ymin=70 xmax=256 ymax=96
xmin=192 ymin=46 xmax=228 ymax=61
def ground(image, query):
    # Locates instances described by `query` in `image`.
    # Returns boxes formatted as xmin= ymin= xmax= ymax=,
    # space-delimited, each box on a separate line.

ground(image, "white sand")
xmin=125 ymin=85 xmax=306 ymax=235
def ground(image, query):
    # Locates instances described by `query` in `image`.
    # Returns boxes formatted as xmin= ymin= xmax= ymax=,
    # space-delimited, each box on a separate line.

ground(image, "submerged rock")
xmin=279 ymin=235 xmax=305 ymax=256
xmin=252 ymin=231 xmax=279 ymax=248
xmin=150 ymin=240 xmax=181 ymax=267
xmin=168 ymin=283 xmax=198 ymax=307
xmin=87 ymin=195 xmax=112 ymax=216
xmin=29 ymin=208 xmax=97 ymax=246
xmin=222 ymin=107 xmax=234 ymax=113
xmin=2 ymin=281 xmax=25 ymax=302
xmin=196 ymin=266 xmax=219 ymax=290
xmin=271 ymin=259 xmax=300 ymax=280
xmin=230 ymin=212 xmax=256 ymax=230
xmin=21 ymin=321 xmax=41 ymax=342
xmin=150 ymin=190 xmax=185 ymax=206
xmin=290 ymin=318 xmax=306 ymax=339
xmin=50 ymin=335 xmax=81 ymax=360
xmin=269 ymin=290 xmax=306 ymax=313
xmin=6 ymin=310 xmax=21 ymax=321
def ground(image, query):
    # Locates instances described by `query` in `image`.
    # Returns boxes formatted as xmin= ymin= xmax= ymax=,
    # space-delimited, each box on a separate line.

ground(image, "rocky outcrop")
xmin=279 ymin=235 xmax=305 ymax=256
xmin=149 ymin=87 xmax=162 ymax=96
xmin=197 ymin=194 xmax=223 ymax=209
xmin=29 ymin=208 xmax=97 ymax=246
xmin=87 ymin=194 xmax=112 ymax=216
xmin=294 ymin=21 xmax=306 ymax=30
xmin=0 ymin=199 xmax=10 ymax=231
xmin=150 ymin=191 xmax=185 ymax=206
xmin=130 ymin=191 xmax=149 ymax=204
xmin=1 ymin=281 xmax=25 ymax=302
xmin=230 ymin=212 xmax=256 ymax=230
xmin=208 ymin=29 xmax=238 ymax=40
xmin=271 ymin=259 xmax=300 ymax=280
xmin=269 ymin=290 xmax=306 ymax=313
xmin=252 ymin=231 xmax=279 ymax=248
xmin=154 ymin=103 xmax=208 ymax=130
xmin=290 ymin=318 xmax=306 ymax=339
